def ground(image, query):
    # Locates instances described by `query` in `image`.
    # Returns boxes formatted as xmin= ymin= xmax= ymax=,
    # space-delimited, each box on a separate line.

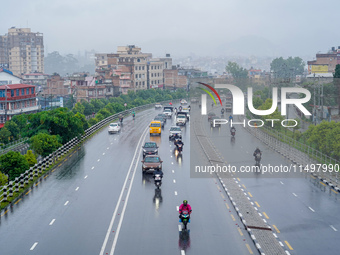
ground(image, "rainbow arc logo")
xmin=198 ymin=82 xmax=222 ymax=115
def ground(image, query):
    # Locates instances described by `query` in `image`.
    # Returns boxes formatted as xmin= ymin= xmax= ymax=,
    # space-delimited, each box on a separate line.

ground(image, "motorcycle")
xmin=180 ymin=210 xmax=190 ymax=230
xmin=255 ymin=153 xmax=261 ymax=165
xmin=176 ymin=143 xmax=183 ymax=154
xmin=230 ymin=129 xmax=235 ymax=137
xmin=153 ymin=173 xmax=162 ymax=188
xmin=132 ymin=114 xmax=135 ymax=120
xmin=119 ymin=117 xmax=123 ymax=124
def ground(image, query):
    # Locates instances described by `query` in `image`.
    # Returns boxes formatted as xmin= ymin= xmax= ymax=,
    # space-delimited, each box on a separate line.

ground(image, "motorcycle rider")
xmin=132 ymin=110 xmax=135 ymax=119
xmin=179 ymin=200 xmax=192 ymax=222
xmin=253 ymin=147 xmax=262 ymax=158
xmin=221 ymin=108 xmax=225 ymax=115
xmin=175 ymin=137 xmax=184 ymax=149
xmin=230 ymin=126 xmax=236 ymax=135
xmin=229 ymin=115 xmax=233 ymax=121
xmin=119 ymin=114 xmax=123 ymax=123
xmin=153 ymin=168 xmax=164 ymax=179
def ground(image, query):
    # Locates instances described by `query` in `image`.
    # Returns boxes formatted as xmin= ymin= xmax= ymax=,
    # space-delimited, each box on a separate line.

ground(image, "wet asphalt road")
xmin=0 ymin=106 xmax=256 ymax=255
xmin=200 ymin=104 xmax=340 ymax=255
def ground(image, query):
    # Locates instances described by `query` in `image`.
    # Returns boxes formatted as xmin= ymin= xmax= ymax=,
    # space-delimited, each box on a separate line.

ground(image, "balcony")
xmin=0 ymin=105 xmax=40 ymax=115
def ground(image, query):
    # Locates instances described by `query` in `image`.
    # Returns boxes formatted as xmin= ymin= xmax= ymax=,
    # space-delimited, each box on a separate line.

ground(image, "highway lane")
xmin=0 ymin=109 xmax=156 ymax=255
xmin=0 ymin=105 xmax=257 ymax=255
xmin=199 ymin=105 xmax=340 ymax=254
xmin=113 ymin=114 xmax=256 ymax=255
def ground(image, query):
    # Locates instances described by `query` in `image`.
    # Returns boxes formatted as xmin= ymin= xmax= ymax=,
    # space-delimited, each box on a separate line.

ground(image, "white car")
xmin=182 ymin=108 xmax=190 ymax=120
xmin=108 ymin=122 xmax=121 ymax=134
xmin=176 ymin=114 xmax=187 ymax=126
xmin=155 ymin=103 xmax=162 ymax=109
xmin=169 ymin=126 xmax=182 ymax=140
xmin=163 ymin=108 xmax=172 ymax=118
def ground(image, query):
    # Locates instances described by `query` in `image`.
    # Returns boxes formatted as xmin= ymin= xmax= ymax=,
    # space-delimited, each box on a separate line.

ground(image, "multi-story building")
xmin=0 ymin=27 xmax=44 ymax=77
xmin=164 ymin=67 xmax=188 ymax=90
xmin=0 ymin=68 xmax=21 ymax=85
xmin=0 ymin=83 xmax=39 ymax=127
xmin=21 ymin=72 xmax=49 ymax=87
xmin=307 ymin=46 xmax=340 ymax=74
xmin=43 ymin=74 xmax=68 ymax=96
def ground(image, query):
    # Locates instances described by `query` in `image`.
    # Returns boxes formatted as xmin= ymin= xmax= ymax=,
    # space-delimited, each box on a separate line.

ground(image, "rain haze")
xmin=1 ymin=0 xmax=339 ymax=57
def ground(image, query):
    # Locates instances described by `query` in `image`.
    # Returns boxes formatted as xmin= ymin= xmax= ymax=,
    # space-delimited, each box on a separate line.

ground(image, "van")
xmin=150 ymin=121 xmax=162 ymax=136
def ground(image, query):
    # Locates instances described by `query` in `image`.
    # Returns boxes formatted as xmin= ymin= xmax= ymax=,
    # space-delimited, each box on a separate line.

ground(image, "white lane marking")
xmin=30 ymin=242 xmax=38 ymax=250
xmin=97 ymin=159 xmax=100 ymax=162
xmin=246 ymin=151 xmax=249 ymax=154
xmin=308 ymin=207 xmax=315 ymax=212
xmin=171 ymin=155 xmax=173 ymax=158
xmin=176 ymin=206 xmax=179 ymax=211
xmin=292 ymin=193 xmax=297 ymax=197
xmin=64 ymin=201 xmax=69 ymax=206
xmin=181 ymin=250 xmax=185 ymax=255
xmin=178 ymin=225 xmax=182 ymax=231
xmin=107 ymin=147 xmax=109 ymax=150
xmin=280 ymin=181 xmax=284 ymax=185
xmin=172 ymin=170 xmax=175 ymax=173
xmin=330 ymin=225 xmax=338 ymax=231
xmin=84 ymin=175 xmax=88 ymax=179
xmin=111 ymin=143 xmax=113 ymax=145
xmin=170 ymin=150 xmax=172 ymax=152
xmin=75 ymin=187 xmax=79 ymax=191
xmin=175 ymin=191 xmax=178 ymax=196
xmin=103 ymin=153 xmax=105 ymax=155
xmin=49 ymin=219 xmax=56 ymax=225
xmin=99 ymin=126 xmax=148 ymax=255
xmin=171 ymin=162 xmax=174 ymax=165
xmin=173 ymin=179 xmax=176 ymax=183
xmin=109 ymin=127 xmax=149 ymax=255
xmin=91 ymin=166 xmax=94 ymax=170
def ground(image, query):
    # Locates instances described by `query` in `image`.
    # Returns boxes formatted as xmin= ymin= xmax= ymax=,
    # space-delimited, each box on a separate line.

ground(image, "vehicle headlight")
xmin=154 ymin=149 xmax=158 ymax=152
xmin=142 ymin=164 xmax=146 ymax=168
xmin=158 ymin=164 xmax=162 ymax=168
xmin=143 ymin=149 xmax=146 ymax=152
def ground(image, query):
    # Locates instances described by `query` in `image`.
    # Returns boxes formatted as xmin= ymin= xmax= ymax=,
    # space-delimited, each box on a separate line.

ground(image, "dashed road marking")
xmin=103 ymin=153 xmax=105 ymax=155
xmin=285 ymin=240 xmax=293 ymax=250
xmin=231 ymin=214 xmax=236 ymax=221
xmin=181 ymin=250 xmax=185 ymax=255
xmin=292 ymin=193 xmax=297 ymax=197
xmin=220 ymin=193 xmax=225 ymax=199
xmin=91 ymin=166 xmax=95 ymax=170
xmin=308 ymin=207 xmax=315 ymax=212
xmin=75 ymin=187 xmax=79 ymax=191
xmin=280 ymin=181 xmax=284 ymax=185
xmin=173 ymin=179 xmax=176 ymax=183
xmin=30 ymin=242 xmax=38 ymax=250
xmin=273 ymin=225 xmax=280 ymax=233
xmin=225 ymin=203 xmax=229 ymax=209
xmin=330 ymin=225 xmax=338 ymax=231
xmin=237 ymin=227 xmax=243 ymax=236
xmin=64 ymin=201 xmax=69 ymax=206
xmin=175 ymin=191 xmax=178 ymax=196
xmin=255 ymin=201 xmax=260 ymax=207
xmin=97 ymin=159 xmax=100 ymax=162
xmin=245 ymin=243 xmax=253 ymax=254
xmin=248 ymin=192 xmax=253 ymax=197
xmin=320 ymin=182 xmax=326 ymax=186
xmin=263 ymin=212 xmax=269 ymax=219
xmin=176 ymin=206 xmax=179 ymax=211
xmin=331 ymin=189 xmax=338 ymax=194
xmin=178 ymin=225 xmax=182 ymax=231
xmin=49 ymin=219 xmax=56 ymax=225
xmin=172 ymin=170 xmax=175 ymax=173
xmin=242 ymin=184 xmax=246 ymax=189
xmin=84 ymin=175 xmax=88 ymax=179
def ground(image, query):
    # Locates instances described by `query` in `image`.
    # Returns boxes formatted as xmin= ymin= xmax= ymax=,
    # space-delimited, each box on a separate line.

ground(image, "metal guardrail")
xmin=0 ymin=137 xmax=29 ymax=155
xmin=242 ymin=120 xmax=340 ymax=188
xmin=0 ymin=100 xmax=173 ymax=207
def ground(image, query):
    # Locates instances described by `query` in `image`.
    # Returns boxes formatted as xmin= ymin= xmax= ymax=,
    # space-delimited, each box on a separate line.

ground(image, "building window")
xmin=16 ymin=102 xmax=20 ymax=109
xmin=21 ymin=89 xmax=25 ymax=95
xmin=135 ymin=82 xmax=138 ymax=86
xmin=26 ymin=88 xmax=29 ymax=95
xmin=135 ymin=74 xmax=138 ymax=79
xmin=0 ymin=90 xmax=4 ymax=97
xmin=99 ymin=90 xmax=102 ymax=95
xmin=139 ymin=74 xmax=141 ymax=78
xmin=0 ymin=103 xmax=5 ymax=110
xmin=21 ymin=102 xmax=25 ymax=108
xmin=89 ymin=91 xmax=93 ymax=96
xmin=11 ymin=90 xmax=14 ymax=97
xmin=143 ymin=81 xmax=145 ymax=85
xmin=135 ymin=66 xmax=138 ymax=71
xmin=142 ymin=66 xmax=145 ymax=70
xmin=137 ymin=58 xmax=140 ymax=62
xmin=31 ymin=87 xmax=34 ymax=94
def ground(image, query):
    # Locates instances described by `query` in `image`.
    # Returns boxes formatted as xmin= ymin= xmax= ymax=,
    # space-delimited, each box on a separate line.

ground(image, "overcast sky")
xmin=1 ymin=0 xmax=339 ymax=58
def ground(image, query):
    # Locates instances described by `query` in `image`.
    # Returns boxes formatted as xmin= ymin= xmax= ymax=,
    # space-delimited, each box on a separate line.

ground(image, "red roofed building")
xmin=0 ymin=83 xmax=39 ymax=128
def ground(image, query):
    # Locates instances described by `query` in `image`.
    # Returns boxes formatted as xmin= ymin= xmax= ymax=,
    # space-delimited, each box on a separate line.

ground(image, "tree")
xmin=0 ymin=127 xmax=12 ymax=144
xmin=30 ymin=133 xmax=62 ymax=157
xmin=0 ymin=171 xmax=8 ymax=186
xmin=334 ymin=64 xmax=340 ymax=106
xmin=0 ymin=151 xmax=30 ymax=181
xmin=270 ymin=57 xmax=304 ymax=80
xmin=4 ymin=121 xmax=20 ymax=140
xmin=225 ymin=62 xmax=248 ymax=88
xmin=24 ymin=150 xmax=37 ymax=167
xmin=72 ymin=102 xmax=85 ymax=115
